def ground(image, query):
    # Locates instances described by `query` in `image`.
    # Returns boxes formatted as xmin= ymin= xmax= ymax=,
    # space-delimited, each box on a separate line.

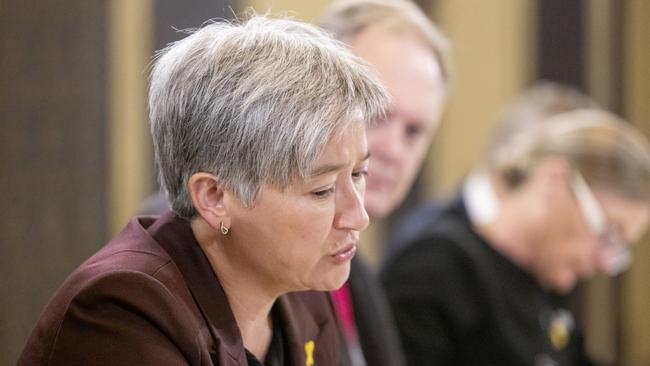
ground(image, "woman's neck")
xmin=472 ymin=175 xmax=537 ymax=270
xmin=190 ymin=218 xmax=277 ymax=361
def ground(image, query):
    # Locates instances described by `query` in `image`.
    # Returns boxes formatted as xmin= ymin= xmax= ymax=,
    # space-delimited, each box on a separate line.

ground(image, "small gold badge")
xmin=549 ymin=321 xmax=569 ymax=350
xmin=304 ymin=340 xmax=315 ymax=366
xmin=548 ymin=309 xmax=574 ymax=351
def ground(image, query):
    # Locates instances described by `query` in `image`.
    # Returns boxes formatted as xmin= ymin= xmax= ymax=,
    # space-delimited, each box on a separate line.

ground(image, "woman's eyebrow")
xmin=310 ymin=151 xmax=371 ymax=177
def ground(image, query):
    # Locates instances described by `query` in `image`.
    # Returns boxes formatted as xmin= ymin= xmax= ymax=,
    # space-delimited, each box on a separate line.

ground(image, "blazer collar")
xmin=147 ymin=211 xmax=246 ymax=363
xmin=278 ymin=292 xmax=339 ymax=365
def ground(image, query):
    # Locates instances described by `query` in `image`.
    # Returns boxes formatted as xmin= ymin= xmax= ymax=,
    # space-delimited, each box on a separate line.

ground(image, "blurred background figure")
xmin=382 ymin=97 xmax=650 ymax=365
xmin=4 ymin=1 xmax=650 ymax=365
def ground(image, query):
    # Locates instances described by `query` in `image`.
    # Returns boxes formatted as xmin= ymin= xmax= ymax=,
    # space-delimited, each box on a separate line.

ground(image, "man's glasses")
xmin=571 ymin=172 xmax=631 ymax=275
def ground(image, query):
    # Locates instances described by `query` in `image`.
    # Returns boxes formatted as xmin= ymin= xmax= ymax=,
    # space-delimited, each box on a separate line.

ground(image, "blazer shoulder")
xmin=20 ymin=268 xmax=206 ymax=366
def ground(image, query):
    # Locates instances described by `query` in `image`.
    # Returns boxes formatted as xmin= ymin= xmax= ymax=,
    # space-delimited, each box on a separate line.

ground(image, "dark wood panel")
xmin=537 ymin=0 xmax=585 ymax=89
xmin=0 ymin=1 xmax=108 ymax=363
xmin=413 ymin=0 xmax=433 ymax=15
xmin=154 ymin=0 xmax=236 ymax=55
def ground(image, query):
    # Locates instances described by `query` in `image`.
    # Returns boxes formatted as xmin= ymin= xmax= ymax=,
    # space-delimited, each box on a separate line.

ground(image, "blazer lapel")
xmin=148 ymin=211 xmax=247 ymax=365
xmin=278 ymin=291 xmax=340 ymax=366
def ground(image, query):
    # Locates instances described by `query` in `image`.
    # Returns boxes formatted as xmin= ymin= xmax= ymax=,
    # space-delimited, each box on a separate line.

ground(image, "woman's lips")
xmin=331 ymin=244 xmax=357 ymax=263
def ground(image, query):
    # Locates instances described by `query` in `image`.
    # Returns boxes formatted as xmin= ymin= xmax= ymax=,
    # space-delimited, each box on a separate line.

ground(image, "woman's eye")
xmin=352 ymin=169 xmax=369 ymax=180
xmin=312 ymin=187 xmax=335 ymax=198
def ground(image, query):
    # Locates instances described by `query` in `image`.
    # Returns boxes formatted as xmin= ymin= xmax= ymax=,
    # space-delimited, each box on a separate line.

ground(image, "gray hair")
xmin=149 ymin=15 xmax=388 ymax=219
xmin=320 ymin=0 xmax=451 ymax=86
xmin=494 ymin=109 xmax=650 ymax=200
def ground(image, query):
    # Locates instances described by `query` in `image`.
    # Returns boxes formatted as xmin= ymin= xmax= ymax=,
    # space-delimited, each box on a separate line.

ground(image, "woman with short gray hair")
xmin=19 ymin=15 xmax=387 ymax=365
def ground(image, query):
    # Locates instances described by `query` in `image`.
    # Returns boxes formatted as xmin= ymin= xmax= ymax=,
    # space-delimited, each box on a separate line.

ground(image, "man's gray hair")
xmin=320 ymin=0 xmax=451 ymax=86
xmin=149 ymin=15 xmax=388 ymax=219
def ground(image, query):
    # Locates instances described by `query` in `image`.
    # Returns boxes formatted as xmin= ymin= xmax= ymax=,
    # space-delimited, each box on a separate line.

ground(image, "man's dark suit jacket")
xmin=19 ymin=211 xmax=339 ymax=365
xmin=346 ymin=257 xmax=406 ymax=366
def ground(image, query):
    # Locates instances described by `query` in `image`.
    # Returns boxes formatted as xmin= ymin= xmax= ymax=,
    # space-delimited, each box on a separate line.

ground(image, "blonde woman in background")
xmin=383 ymin=95 xmax=650 ymax=364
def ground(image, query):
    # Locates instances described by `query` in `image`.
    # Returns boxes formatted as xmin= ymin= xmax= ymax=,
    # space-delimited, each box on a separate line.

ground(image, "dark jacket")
xmin=19 ymin=211 xmax=339 ymax=365
xmin=346 ymin=257 xmax=405 ymax=366
xmin=382 ymin=198 xmax=597 ymax=366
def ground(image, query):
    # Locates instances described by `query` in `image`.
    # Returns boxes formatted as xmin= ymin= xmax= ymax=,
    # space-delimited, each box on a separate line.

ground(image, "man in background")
xmin=320 ymin=1 xmax=450 ymax=364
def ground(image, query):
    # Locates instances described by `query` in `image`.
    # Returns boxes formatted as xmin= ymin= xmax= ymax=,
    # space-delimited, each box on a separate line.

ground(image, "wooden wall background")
xmin=620 ymin=1 xmax=650 ymax=364
xmin=0 ymin=1 xmax=232 ymax=364
xmin=1 ymin=0 xmax=648 ymax=365
xmin=0 ymin=2 xmax=109 ymax=364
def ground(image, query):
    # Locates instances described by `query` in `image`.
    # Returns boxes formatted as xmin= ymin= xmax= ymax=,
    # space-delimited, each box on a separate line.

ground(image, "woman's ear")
xmin=187 ymin=172 xmax=230 ymax=232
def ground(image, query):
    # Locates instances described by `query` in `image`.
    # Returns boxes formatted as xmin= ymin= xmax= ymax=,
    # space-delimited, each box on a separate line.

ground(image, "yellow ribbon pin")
xmin=548 ymin=309 xmax=573 ymax=351
xmin=549 ymin=320 xmax=569 ymax=350
xmin=304 ymin=340 xmax=315 ymax=366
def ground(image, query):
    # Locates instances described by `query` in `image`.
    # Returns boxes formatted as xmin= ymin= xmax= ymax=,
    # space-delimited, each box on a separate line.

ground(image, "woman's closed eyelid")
xmin=311 ymin=166 xmax=368 ymax=195
xmin=312 ymin=186 xmax=335 ymax=198
xmin=352 ymin=169 xmax=369 ymax=178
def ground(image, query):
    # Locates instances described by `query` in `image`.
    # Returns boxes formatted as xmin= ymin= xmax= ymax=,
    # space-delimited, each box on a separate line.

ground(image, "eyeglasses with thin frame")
xmin=570 ymin=172 xmax=631 ymax=275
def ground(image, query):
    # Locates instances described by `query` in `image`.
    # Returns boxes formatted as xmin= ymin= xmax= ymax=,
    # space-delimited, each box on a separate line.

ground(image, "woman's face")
xmin=225 ymin=123 xmax=370 ymax=294
xmin=533 ymin=177 xmax=650 ymax=293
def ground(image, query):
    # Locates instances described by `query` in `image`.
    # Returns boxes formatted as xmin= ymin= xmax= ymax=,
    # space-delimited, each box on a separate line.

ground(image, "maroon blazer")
xmin=19 ymin=211 xmax=340 ymax=365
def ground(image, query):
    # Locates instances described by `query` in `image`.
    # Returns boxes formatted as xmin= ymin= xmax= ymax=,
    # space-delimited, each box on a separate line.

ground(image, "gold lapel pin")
xmin=548 ymin=309 xmax=574 ymax=350
xmin=304 ymin=340 xmax=315 ymax=366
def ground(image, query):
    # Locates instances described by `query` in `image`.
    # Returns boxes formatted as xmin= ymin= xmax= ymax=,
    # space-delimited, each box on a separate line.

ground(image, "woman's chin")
xmin=546 ymin=274 xmax=577 ymax=294
xmin=309 ymin=264 xmax=352 ymax=292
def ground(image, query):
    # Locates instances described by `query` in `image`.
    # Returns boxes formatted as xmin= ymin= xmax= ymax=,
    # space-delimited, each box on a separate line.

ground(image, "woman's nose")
xmin=334 ymin=182 xmax=370 ymax=231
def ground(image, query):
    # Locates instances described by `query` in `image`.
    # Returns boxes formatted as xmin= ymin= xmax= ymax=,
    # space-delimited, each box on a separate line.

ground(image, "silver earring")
xmin=220 ymin=221 xmax=229 ymax=235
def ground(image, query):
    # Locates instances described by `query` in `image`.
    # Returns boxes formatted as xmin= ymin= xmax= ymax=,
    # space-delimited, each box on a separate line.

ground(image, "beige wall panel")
xmin=582 ymin=1 xmax=618 ymax=363
xmin=622 ymin=236 xmax=650 ymax=366
xmin=582 ymin=276 xmax=616 ymax=364
xmin=427 ymin=0 xmax=535 ymax=196
xmin=621 ymin=1 xmax=650 ymax=365
xmin=108 ymin=0 xmax=154 ymax=234
xmin=242 ymin=0 xmax=329 ymax=22
xmin=585 ymin=0 xmax=617 ymax=108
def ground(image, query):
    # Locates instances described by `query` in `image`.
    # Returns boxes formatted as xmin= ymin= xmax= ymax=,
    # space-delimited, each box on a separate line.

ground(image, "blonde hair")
xmin=320 ymin=0 xmax=451 ymax=86
xmin=494 ymin=109 xmax=650 ymax=200
xmin=487 ymin=81 xmax=598 ymax=163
